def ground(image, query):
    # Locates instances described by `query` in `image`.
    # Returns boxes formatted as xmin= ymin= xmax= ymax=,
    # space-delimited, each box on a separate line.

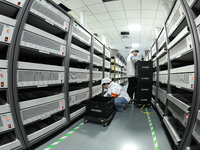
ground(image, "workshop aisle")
xmin=33 ymin=104 xmax=173 ymax=150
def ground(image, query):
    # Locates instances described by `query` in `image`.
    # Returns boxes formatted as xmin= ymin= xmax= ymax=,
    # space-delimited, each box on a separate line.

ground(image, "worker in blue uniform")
xmin=126 ymin=49 xmax=140 ymax=100
xmin=101 ymin=78 xmax=130 ymax=112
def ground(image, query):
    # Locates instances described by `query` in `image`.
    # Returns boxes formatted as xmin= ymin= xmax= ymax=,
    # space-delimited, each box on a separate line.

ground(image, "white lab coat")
xmin=126 ymin=53 xmax=140 ymax=77
xmin=104 ymin=82 xmax=130 ymax=102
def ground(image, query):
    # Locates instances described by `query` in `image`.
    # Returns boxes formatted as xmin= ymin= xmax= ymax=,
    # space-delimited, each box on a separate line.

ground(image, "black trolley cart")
xmin=83 ymin=96 xmax=115 ymax=127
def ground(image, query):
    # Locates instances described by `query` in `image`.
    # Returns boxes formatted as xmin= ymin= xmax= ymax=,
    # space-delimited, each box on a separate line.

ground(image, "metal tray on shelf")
xmin=153 ymin=72 xmax=157 ymax=82
xmin=21 ymin=24 xmax=66 ymax=56
xmin=18 ymin=62 xmax=64 ymax=71
xmin=69 ymin=88 xmax=89 ymax=107
xmin=157 ymin=28 xmax=166 ymax=50
xmin=0 ymin=60 xmax=8 ymax=69
xmin=166 ymin=0 xmax=185 ymax=37
xmin=170 ymin=73 xmax=194 ymax=90
xmin=151 ymin=43 xmax=156 ymax=56
xmin=186 ymin=0 xmax=199 ymax=8
xmin=70 ymin=44 xmax=90 ymax=63
xmin=195 ymin=15 xmax=200 ymax=44
xmin=169 ymin=34 xmax=192 ymax=61
xmin=0 ymin=132 xmax=21 ymax=150
xmin=30 ymin=0 xmax=70 ymax=31
xmin=70 ymin=106 xmax=86 ymax=121
xmin=104 ymin=72 xmax=110 ymax=78
xmin=20 ymin=98 xmax=65 ymax=125
xmin=185 ymin=144 xmax=200 ymax=150
xmin=152 ymin=85 xmax=156 ymax=96
xmin=156 ymin=103 xmax=165 ymax=117
xmin=168 ymin=26 xmax=190 ymax=50
xmin=105 ymin=60 xmax=110 ymax=69
xmin=195 ymin=14 xmax=200 ymax=27
xmin=27 ymin=117 xmax=66 ymax=142
xmin=93 ymin=71 xmax=102 ymax=81
xmin=151 ymin=98 xmax=155 ymax=106
xmin=157 ymin=48 xmax=167 ymax=59
xmin=93 ymin=54 xmax=103 ymax=67
xmin=170 ymin=65 xmax=194 ymax=90
xmin=19 ymin=93 xmax=64 ymax=110
xmin=17 ymin=62 xmax=64 ymax=87
xmin=72 ymin=22 xmax=91 ymax=46
xmin=158 ymin=87 xmax=167 ymax=105
xmin=167 ymin=94 xmax=190 ymax=127
xmin=94 ymin=38 xmax=103 ymax=54
xmin=163 ymin=116 xmax=184 ymax=145
xmin=159 ymin=70 xmax=168 ymax=84
xmin=159 ymin=54 xmax=167 ymax=66
xmin=192 ymin=110 xmax=200 ymax=144
xmin=69 ymin=67 xmax=90 ymax=83
xmin=105 ymin=47 xmax=111 ymax=58
xmin=0 ymin=104 xmax=10 ymax=114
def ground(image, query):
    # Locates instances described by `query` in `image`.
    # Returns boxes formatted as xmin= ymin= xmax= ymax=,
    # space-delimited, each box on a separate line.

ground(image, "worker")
xmin=101 ymin=78 xmax=130 ymax=112
xmin=126 ymin=49 xmax=140 ymax=100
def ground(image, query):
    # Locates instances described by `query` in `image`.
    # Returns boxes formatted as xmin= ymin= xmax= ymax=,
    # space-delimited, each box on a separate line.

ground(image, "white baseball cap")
xmin=130 ymin=49 xmax=139 ymax=53
xmin=101 ymin=78 xmax=111 ymax=85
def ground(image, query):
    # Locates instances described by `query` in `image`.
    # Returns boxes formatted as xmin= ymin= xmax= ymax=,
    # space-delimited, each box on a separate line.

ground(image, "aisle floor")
xmin=34 ymin=104 xmax=173 ymax=150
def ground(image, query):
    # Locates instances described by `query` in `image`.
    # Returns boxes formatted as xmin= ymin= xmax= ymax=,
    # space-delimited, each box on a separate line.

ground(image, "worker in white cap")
xmin=101 ymin=78 xmax=130 ymax=112
xmin=126 ymin=49 xmax=140 ymax=100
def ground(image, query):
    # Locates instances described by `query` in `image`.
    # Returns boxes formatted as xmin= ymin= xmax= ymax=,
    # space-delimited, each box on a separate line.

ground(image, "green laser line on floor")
xmin=145 ymin=108 xmax=159 ymax=150
xmin=44 ymin=122 xmax=84 ymax=150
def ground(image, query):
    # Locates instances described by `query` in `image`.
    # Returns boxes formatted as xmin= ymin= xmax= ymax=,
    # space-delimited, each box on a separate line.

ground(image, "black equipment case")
xmin=135 ymin=61 xmax=153 ymax=106
xmin=84 ymin=96 xmax=115 ymax=127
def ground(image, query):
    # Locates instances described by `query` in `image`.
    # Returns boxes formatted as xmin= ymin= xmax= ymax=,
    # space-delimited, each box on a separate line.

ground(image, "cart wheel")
xmin=103 ymin=122 xmax=108 ymax=127
xmin=84 ymin=120 xmax=88 ymax=124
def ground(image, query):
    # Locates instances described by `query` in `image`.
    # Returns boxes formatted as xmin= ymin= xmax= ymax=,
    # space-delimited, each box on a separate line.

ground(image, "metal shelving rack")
xmin=104 ymin=46 xmax=111 ymax=79
xmin=92 ymin=37 xmax=104 ymax=97
xmin=111 ymin=55 xmax=127 ymax=85
xmin=0 ymin=0 xmax=137 ymax=149
xmin=145 ymin=0 xmax=200 ymax=149
xmin=69 ymin=19 xmax=93 ymax=122
xmin=117 ymin=53 xmax=127 ymax=86
xmin=0 ymin=0 xmax=28 ymax=149
xmin=11 ymin=0 xmax=71 ymax=148
xmin=0 ymin=0 xmax=122 ymax=149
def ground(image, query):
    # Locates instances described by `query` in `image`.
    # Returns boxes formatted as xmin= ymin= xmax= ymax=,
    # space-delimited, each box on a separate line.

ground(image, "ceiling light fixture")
xmin=132 ymin=44 xmax=140 ymax=47
xmin=128 ymin=24 xmax=141 ymax=31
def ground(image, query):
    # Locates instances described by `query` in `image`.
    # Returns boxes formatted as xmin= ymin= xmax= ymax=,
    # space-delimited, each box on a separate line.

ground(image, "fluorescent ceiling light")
xmin=132 ymin=44 xmax=140 ymax=47
xmin=128 ymin=24 xmax=141 ymax=31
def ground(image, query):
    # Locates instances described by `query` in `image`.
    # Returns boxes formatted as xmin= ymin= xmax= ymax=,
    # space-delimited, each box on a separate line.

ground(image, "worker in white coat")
xmin=126 ymin=49 xmax=140 ymax=100
xmin=101 ymin=78 xmax=130 ymax=112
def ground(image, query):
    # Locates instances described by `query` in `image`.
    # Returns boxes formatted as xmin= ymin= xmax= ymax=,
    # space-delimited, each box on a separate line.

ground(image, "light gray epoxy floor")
xmin=34 ymin=104 xmax=173 ymax=150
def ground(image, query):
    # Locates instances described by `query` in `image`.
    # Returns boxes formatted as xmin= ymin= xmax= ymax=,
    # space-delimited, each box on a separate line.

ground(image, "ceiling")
xmin=53 ymin=0 xmax=174 ymax=58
